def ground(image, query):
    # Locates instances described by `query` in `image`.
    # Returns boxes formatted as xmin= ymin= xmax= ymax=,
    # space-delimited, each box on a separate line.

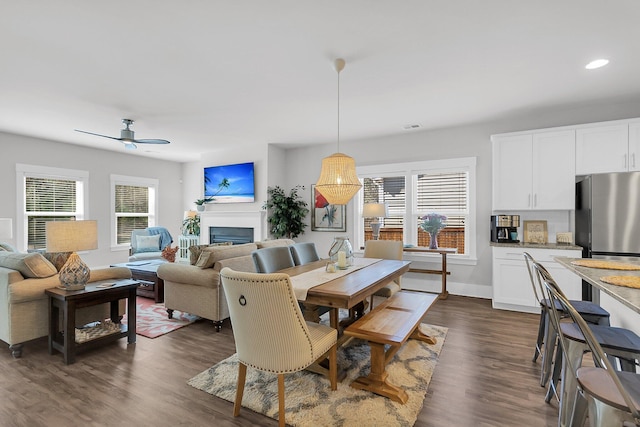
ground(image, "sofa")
xmin=157 ymin=239 xmax=294 ymax=331
xmin=0 ymin=249 xmax=131 ymax=358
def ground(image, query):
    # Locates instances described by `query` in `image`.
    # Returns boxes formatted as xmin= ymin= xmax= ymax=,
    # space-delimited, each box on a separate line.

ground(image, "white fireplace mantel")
xmin=199 ymin=211 xmax=266 ymax=244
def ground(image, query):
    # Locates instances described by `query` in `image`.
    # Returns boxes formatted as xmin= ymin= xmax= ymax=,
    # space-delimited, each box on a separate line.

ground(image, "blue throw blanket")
xmin=147 ymin=227 xmax=173 ymax=249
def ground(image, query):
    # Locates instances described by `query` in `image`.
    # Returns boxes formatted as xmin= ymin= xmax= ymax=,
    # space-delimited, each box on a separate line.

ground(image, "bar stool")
xmin=535 ymin=262 xmax=640 ymax=427
xmin=524 ymin=252 xmax=610 ymax=389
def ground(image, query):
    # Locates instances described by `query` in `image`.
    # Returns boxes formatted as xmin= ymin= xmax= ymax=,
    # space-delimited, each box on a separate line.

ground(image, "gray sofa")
xmin=0 ymin=250 xmax=131 ymax=357
xmin=157 ymin=239 xmax=294 ymax=331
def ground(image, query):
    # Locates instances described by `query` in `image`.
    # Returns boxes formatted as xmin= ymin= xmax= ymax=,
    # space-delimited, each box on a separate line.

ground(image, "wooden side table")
xmin=403 ymin=247 xmax=457 ymax=299
xmin=45 ymin=280 xmax=139 ymax=365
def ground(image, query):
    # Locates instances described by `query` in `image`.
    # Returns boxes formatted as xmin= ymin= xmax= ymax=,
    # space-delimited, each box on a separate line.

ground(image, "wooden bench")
xmin=343 ymin=290 xmax=439 ymax=403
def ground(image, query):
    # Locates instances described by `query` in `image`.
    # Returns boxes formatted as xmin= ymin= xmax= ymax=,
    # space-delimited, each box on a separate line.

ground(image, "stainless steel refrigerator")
xmin=576 ymin=171 xmax=640 ymax=299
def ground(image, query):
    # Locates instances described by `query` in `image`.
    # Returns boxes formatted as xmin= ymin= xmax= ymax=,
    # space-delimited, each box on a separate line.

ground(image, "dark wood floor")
xmin=0 ymin=295 xmax=559 ymax=426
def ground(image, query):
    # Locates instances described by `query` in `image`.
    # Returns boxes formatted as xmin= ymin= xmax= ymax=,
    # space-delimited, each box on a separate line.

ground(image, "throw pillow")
xmin=162 ymin=245 xmax=178 ymax=262
xmin=135 ymin=234 xmax=161 ymax=253
xmin=189 ymin=241 xmax=233 ymax=265
xmin=195 ymin=251 xmax=215 ymax=268
xmin=43 ymin=252 xmax=72 ymax=271
xmin=0 ymin=252 xmax=57 ymax=278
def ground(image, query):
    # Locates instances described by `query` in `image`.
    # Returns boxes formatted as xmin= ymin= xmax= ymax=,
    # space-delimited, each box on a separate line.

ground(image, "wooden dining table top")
xmin=278 ymin=258 xmax=411 ymax=310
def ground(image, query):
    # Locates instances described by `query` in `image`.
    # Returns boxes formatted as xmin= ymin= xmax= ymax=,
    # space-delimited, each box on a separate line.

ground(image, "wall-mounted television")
xmin=204 ymin=161 xmax=255 ymax=203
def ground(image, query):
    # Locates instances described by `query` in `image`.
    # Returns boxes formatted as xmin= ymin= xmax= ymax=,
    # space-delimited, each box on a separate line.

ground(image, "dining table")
xmin=278 ymin=256 xmax=411 ymax=380
xmin=279 ymin=257 xmax=412 ymax=331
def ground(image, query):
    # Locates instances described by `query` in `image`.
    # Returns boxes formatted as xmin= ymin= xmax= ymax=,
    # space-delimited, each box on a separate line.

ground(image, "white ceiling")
xmin=2 ymin=1 xmax=640 ymax=162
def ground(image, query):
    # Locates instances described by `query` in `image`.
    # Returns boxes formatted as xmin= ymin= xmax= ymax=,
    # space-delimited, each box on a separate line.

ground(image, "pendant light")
xmin=315 ymin=58 xmax=362 ymax=205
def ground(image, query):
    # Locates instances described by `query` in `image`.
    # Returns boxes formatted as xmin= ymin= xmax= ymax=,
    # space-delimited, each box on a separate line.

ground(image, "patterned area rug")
xmin=188 ymin=324 xmax=447 ymax=426
xmin=123 ymin=297 xmax=199 ymax=339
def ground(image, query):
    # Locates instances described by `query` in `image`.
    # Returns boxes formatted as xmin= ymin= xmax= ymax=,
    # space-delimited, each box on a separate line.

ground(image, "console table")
xmin=403 ymin=247 xmax=457 ymax=299
xmin=46 ymin=279 xmax=139 ymax=365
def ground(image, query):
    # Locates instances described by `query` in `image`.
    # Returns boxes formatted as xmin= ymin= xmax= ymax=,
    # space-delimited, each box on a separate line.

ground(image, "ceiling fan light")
xmin=315 ymin=152 xmax=362 ymax=205
xmin=124 ymin=142 xmax=137 ymax=150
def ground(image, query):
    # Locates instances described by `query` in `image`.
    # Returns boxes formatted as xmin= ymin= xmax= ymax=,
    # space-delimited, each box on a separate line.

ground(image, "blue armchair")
xmin=128 ymin=227 xmax=173 ymax=262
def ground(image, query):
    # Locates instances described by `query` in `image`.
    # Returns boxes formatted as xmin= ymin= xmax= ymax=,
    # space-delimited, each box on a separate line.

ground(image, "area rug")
xmin=123 ymin=297 xmax=199 ymax=339
xmin=188 ymin=324 xmax=447 ymax=426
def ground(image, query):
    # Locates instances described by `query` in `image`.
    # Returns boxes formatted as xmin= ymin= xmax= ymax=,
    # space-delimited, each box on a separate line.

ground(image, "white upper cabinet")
xmin=492 ymin=130 xmax=575 ymax=210
xmin=575 ymin=124 xmax=630 ymax=174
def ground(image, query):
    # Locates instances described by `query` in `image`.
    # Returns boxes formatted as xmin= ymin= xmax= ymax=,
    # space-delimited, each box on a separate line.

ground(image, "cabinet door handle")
xmin=633 ymin=153 xmax=636 ymax=168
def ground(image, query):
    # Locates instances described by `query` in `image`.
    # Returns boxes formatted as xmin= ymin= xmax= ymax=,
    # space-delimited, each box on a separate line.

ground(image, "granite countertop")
xmin=554 ymin=256 xmax=640 ymax=314
xmin=490 ymin=242 xmax=582 ymax=251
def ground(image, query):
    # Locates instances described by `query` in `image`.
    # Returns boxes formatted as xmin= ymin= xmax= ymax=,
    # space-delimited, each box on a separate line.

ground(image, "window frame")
xmin=354 ymin=157 xmax=477 ymax=262
xmin=110 ymin=174 xmax=158 ymax=251
xmin=15 ymin=163 xmax=89 ymax=252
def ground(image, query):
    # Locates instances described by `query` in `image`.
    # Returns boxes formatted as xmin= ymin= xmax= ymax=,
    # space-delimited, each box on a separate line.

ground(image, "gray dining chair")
xmin=290 ymin=242 xmax=320 ymax=266
xmin=252 ymin=246 xmax=295 ymax=273
xmin=523 ymin=252 xmax=610 ymax=389
xmin=534 ymin=261 xmax=640 ymax=427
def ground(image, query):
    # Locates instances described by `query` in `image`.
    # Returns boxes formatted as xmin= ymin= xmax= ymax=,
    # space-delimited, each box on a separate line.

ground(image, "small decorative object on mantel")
xmin=162 ymin=245 xmax=178 ymax=262
xmin=419 ymin=213 xmax=447 ymax=249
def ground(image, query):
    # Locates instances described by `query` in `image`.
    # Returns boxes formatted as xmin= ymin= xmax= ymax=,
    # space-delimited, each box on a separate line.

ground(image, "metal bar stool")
xmin=524 ymin=252 xmax=610 ymax=389
xmin=536 ymin=262 xmax=640 ymax=427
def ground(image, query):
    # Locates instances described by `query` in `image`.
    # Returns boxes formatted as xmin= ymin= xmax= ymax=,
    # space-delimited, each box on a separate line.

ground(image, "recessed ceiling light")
xmin=585 ymin=59 xmax=609 ymax=70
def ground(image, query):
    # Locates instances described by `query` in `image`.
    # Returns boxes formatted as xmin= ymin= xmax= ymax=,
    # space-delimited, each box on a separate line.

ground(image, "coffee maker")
xmin=490 ymin=215 xmax=520 ymax=243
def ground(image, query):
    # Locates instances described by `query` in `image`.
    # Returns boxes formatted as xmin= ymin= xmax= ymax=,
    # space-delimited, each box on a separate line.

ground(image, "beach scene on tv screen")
xmin=204 ymin=162 xmax=255 ymax=203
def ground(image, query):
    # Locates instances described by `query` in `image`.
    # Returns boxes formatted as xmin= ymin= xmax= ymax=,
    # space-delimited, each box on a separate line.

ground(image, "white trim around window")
xmin=110 ymin=174 xmax=159 ymax=251
xmin=15 ymin=163 xmax=90 ymax=252
xmin=354 ymin=157 xmax=477 ymax=264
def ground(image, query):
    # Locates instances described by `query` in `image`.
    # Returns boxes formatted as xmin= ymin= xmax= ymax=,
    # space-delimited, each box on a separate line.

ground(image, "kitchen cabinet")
xmin=492 ymin=246 xmax=582 ymax=313
xmin=492 ymin=130 xmax=575 ymax=210
xmin=575 ymin=123 xmax=634 ymax=174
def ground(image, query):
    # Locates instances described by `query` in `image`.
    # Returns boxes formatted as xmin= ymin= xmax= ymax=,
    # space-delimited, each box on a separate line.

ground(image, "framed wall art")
xmin=311 ymin=185 xmax=346 ymax=232
xmin=523 ymin=220 xmax=548 ymax=244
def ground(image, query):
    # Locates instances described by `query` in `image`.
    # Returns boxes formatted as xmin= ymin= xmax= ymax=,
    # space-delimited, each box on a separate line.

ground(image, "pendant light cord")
xmin=334 ymin=58 xmax=345 ymax=154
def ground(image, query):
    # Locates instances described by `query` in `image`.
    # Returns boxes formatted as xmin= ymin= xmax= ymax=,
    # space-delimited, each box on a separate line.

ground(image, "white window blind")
xmin=416 ymin=172 xmax=468 ymax=228
xmin=363 ymin=176 xmax=405 ymax=228
xmin=25 ymin=177 xmax=78 ymax=249
xmin=115 ymin=185 xmax=150 ymax=245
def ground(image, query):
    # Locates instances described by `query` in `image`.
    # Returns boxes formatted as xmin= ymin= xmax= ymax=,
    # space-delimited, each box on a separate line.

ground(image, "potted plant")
xmin=194 ymin=196 xmax=214 ymax=212
xmin=263 ymin=185 xmax=309 ymax=239
xmin=182 ymin=214 xmax=201 ymax=236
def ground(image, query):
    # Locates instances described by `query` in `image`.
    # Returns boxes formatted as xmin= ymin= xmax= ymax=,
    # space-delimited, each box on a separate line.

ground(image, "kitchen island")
xmin=554 ymin=256 xmax=640 ymax=335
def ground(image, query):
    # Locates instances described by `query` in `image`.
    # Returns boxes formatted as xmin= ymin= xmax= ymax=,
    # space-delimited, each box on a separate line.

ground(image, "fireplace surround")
xmin=199 ymin=211 xmax=265 ymax=244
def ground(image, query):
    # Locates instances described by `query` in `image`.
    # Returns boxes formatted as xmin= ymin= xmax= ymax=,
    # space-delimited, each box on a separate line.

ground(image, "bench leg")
xmin=410 ymin=324 xmax=437 ymax=345
xmin=350 ymin=342 xmax=409 ymax=404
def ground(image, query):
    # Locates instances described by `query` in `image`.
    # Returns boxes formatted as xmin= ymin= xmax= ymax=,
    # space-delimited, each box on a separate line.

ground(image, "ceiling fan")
xmin=75 ymin=119 xmax=170 ymax=150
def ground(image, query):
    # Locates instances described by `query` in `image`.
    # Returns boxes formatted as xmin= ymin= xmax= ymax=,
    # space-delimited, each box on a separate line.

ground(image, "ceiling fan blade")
xmin=134 ymin=138 xmax=171 ymax=144
xmin=74 ymin=129 xmax=122 ymax=141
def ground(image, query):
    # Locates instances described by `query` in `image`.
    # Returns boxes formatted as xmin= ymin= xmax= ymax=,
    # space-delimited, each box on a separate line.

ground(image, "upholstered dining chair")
xmin=534 ymin=261 xmax=640 ymax=427
xmin=289 ymin=242 xmax=320 ymax=266
xmin=252 ymin=246 xmax=295 ymax=273
xmin=219 ymin=267 xmax=337 ymax=427
xmin=523 ymin=252 xmax=610 ymax=389
xmin=364 ymin=240 xmax=404 ymax=308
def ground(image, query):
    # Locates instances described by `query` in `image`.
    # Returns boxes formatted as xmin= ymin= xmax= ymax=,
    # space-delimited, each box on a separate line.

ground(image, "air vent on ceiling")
xmin=403 ymin=124 xmax=422 ymax=130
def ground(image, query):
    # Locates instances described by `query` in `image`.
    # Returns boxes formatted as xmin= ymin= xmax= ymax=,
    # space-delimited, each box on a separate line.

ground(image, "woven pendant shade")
xmin=315 ymin=153 xmax=362 ymax=205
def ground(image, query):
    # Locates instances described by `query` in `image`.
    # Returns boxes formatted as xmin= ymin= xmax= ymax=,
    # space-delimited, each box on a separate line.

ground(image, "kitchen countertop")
xmin=490 ymin=242 xmax=582 ymax=251
xmin=554 ymin=256 xmax=640 ymax=314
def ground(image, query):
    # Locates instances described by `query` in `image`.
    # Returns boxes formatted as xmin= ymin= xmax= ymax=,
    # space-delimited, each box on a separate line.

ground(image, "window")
xmin=355 ymin=157 xmax=476 ymax=259
xmin=16 ymin=164 xmax=89 ymax=251
xmin=110 ymin=175 xmax=158 ymax=248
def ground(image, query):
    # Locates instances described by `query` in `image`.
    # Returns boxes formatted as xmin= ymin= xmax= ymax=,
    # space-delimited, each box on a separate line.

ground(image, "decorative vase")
xmin=196 ymin=205 xmax=205 ymax=212
xmin=428 ymin=231 xmax=439 ymax=249
xmin=329 ymin=237 xmax=354 ymax=268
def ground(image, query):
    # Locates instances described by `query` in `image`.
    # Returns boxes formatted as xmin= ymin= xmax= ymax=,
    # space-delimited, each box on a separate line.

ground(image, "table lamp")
xmin=0 ymin=218 xmax=13 ymax=240
xmin=363 ymin=203 xmax=389 ymax=240
xmin=46 ymin=220 xmax=98 ymax=290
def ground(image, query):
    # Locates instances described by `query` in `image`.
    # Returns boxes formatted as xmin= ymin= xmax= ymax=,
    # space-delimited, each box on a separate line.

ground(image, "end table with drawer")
xmin=111 ymin=260 xmax=166 ymax=303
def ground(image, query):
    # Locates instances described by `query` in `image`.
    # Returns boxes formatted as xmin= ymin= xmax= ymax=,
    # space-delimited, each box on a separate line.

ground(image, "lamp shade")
xmin=315 ymin=153 xmax=362 ymax=205
xmin=0 ymin=218 xmax=13 ymax=239
xmin=46 ymin=220 xmax=98 ymax=252
xmin=184 ymin=210 xmax=198 ymax=219
xmin=362 ymin=203 xmax=389 ymax=218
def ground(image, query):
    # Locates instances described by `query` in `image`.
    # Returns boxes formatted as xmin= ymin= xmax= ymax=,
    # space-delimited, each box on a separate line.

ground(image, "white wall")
xmin=281 ymin=98 xmax=640 ymax=299
xmin=0 ymin=131 xmax=183 ymax=268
